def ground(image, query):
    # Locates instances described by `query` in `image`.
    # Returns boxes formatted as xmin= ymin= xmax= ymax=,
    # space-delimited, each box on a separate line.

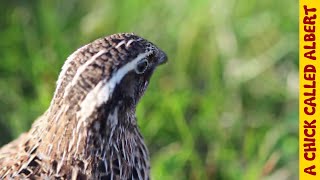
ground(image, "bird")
xmin=0 ymin=33 xmax=168 ymax=179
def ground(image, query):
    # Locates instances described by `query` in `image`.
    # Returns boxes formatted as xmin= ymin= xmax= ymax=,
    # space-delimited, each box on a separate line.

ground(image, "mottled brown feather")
xmin=0 ymin=33 xmax=167 ymax=180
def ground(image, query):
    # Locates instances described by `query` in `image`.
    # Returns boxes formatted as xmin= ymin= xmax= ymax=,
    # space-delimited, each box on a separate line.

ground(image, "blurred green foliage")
xmin=0 ymin=0 xmax=297 ymax=179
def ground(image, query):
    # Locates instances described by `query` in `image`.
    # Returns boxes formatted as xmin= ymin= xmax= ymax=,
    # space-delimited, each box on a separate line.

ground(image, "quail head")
xmin=0 ymin=33 xmax=167 ymax=179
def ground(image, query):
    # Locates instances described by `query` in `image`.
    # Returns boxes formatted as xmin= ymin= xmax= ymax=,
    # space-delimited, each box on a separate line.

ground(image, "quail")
xmin=0 ymin=33 xmax=168 ymax=179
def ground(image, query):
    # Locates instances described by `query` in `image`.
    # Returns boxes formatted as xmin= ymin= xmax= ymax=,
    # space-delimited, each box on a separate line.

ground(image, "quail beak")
xmin=157 ymin=50 xmax=168 ymax=65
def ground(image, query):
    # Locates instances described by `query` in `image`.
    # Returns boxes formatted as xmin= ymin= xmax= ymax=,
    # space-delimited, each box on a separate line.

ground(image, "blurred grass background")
xmin=0 ymin=0 xmax=298 ymax=179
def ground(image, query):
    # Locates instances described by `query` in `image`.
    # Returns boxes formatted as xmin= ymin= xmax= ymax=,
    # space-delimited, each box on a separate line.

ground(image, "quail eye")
xmin=135 ymin=59 xmax=149 ymax=74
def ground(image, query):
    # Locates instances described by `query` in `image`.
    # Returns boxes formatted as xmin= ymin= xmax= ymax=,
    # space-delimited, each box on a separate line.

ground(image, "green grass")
xmin=0 ymin=0 xmax=298 ymax=179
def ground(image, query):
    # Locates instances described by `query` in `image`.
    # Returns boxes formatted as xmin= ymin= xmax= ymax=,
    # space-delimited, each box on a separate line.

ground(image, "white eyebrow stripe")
xmin=78 ymin=52 xmax=151 ymax=123
xmin=126 ymin=39 xmax=135 ymax=47
xmin=115 ymin=40 xmax=126 ymax=48
xmin=107 ymin=52 xmax=150 ymax=93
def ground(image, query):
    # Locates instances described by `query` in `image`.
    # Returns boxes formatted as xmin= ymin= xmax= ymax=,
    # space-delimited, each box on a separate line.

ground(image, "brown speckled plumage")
xmin=0 ymin=33 xmax=167 ymax=179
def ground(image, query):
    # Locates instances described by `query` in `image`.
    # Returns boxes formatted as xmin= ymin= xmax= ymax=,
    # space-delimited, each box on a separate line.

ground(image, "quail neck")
xmin=0 ymin=33 xmax=167 ymax=179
